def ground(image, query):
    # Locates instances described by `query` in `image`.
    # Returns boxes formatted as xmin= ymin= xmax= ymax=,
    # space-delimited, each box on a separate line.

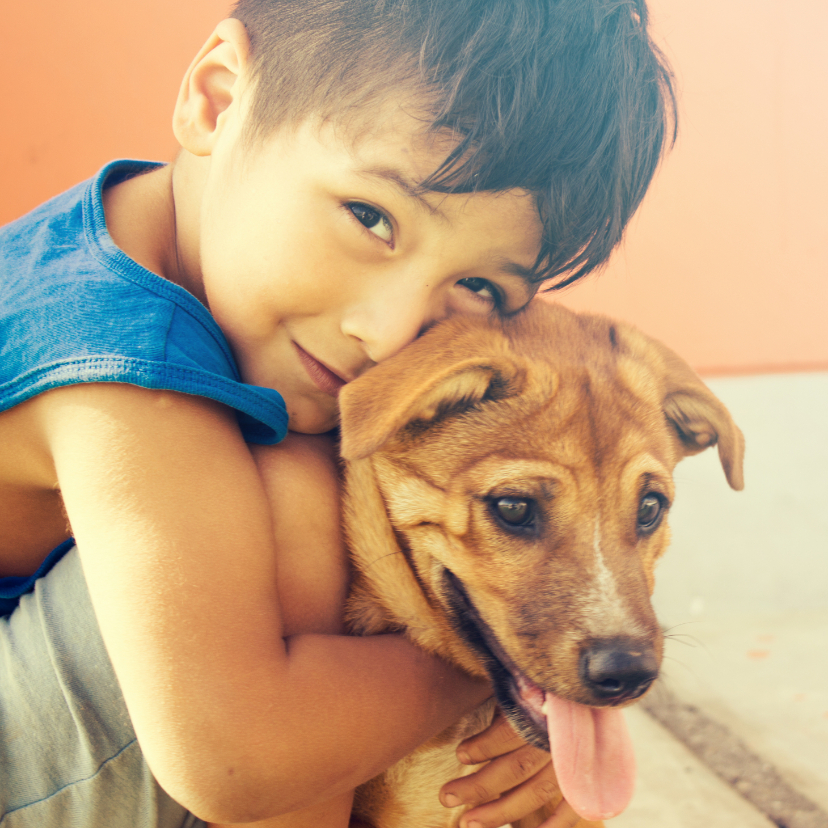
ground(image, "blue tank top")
xmin=0 ymin=160 xmax=291 ymax=612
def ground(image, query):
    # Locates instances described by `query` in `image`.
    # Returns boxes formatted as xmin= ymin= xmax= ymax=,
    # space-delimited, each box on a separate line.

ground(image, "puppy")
xmin=338 ymin=301 xmax=744 ymax=828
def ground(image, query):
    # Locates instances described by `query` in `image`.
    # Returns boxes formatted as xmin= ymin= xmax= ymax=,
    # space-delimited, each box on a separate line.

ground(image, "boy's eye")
xmin=348 ymin=202 xmax=394 ymax=244
xmin=458 ymin=277 xmax=498 ymax=302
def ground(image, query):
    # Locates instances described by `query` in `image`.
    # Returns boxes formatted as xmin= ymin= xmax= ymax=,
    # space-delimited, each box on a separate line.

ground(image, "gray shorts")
xmin=0 ymin=545 xmax=205 ymax=828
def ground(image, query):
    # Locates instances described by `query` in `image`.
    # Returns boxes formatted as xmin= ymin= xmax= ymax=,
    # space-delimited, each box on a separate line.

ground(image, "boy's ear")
xmin=172 ymin=18 xmax=251 ymax=156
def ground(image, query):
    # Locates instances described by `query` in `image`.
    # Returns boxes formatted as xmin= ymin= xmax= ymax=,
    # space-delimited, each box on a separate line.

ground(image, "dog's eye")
xmin=492 ymin=497 xmax=535 ymax=528
xmin=637 ymin=493 xmax=665 ymax=533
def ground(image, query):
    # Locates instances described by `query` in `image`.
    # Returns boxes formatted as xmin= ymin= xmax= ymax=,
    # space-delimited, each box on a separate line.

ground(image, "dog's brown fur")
xmin=338 ymin=302 xmax=744 ymax=828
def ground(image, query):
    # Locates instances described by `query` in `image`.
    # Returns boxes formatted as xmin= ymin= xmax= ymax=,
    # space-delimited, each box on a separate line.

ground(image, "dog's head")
xmin=339 ymin=302 xmax=744 ymax=747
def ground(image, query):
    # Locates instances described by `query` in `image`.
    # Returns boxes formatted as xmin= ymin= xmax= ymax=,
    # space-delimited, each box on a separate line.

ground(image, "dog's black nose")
xmin=580 ymin=638 xmax=659 ymax=701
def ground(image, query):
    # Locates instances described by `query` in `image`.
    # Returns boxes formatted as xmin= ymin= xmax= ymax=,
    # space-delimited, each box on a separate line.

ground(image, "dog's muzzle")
xmin=442 ymin=569 xmax=660 ymax=748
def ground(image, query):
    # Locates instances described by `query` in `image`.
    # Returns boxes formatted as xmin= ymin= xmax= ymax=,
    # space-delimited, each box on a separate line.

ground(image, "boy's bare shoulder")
xmin=101 ymin=164 xmax=181 ymax=290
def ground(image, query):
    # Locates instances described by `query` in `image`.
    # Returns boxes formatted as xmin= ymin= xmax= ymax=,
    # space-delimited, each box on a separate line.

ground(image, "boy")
xmin=0 ymin=1 xmax=674 ymax=826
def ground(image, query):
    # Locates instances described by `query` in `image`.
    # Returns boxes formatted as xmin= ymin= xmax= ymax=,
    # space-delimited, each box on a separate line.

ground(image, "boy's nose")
xmin=341 ymin=290 xmax=441 ymax=365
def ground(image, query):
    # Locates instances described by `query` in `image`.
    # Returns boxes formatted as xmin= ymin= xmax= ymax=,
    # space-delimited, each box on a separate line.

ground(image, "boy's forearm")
xmin=162 ymin=632 xmax=490 ymax=823
xmin=165 ymin=438 xmax=492 ymax=822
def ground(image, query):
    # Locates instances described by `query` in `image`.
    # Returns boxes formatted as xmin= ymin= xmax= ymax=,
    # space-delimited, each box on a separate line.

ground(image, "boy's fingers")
xmin=440 ymin=744 xmax=551 ymax=808
xmin=455 ymin=709 xmax=527 ymax=764
xmin=453 ymin=763 xmax=565 ymax=828
xmin=539 ymin=799 xmax=581 ymax=828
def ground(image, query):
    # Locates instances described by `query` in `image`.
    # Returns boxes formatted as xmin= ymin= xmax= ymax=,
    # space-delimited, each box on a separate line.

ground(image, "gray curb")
xmin=641 ymin=684 xmax=828 ymax=828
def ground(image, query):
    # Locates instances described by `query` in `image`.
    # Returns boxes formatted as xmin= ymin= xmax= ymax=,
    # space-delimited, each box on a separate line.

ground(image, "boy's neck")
xmin=102 ymin=156 xmax=207 ymax=306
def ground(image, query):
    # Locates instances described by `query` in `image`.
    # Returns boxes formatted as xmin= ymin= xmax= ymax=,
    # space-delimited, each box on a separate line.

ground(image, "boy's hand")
xmin=440 ymin=709 xmax=580 ymax=828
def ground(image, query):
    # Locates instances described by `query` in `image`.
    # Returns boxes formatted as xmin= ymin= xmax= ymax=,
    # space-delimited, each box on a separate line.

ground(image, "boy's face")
xmin=193 ymin=106 xmax=544 ymax=434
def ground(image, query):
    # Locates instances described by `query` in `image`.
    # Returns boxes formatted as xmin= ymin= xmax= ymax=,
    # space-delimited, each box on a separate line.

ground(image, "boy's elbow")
xmin=146 ymin=733 xmax=299 ymax=822
xmin=164 ymin=780 xmax=272 ymax=824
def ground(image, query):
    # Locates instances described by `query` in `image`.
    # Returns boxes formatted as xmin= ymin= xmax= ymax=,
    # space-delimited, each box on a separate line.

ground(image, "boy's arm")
xmin=205 ymin=435 xmax=357 ymax=828
xmin=35 ymin=383 xmax=489 ymax=823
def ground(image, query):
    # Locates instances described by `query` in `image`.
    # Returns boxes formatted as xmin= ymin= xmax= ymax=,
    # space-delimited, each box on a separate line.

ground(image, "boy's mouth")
xmin=293 ymin=343 xmax=347 ymax=397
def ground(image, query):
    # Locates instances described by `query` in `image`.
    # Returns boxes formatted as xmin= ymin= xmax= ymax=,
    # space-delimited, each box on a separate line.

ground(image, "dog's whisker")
xmin=661 ymin=621 xmax=707 ymax=648
xmin=659 ymin=654 xmax=707 ymax=680
xmin=661 ymin=620 xmax=699 ymax=634
xmin=661 ymin=654 xmax=691 ymax=668
xmin=362 ymin=550 xmax=406 ymax=572
xmin=663 ymin=632 xmax=705 ymax=649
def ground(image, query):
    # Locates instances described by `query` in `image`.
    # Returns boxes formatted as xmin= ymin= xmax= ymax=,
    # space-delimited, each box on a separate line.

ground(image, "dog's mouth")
xmin=443 ymin=569 xmax=551 ymax=746
xmin=443 ymin=568 xmax=638 ymax=822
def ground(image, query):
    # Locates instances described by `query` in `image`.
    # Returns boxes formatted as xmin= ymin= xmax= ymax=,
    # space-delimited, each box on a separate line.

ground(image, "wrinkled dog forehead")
xmin=340 ymin=301 xmax=743 ymax=491
xmin=404 ymin=376 xmax=676 ymax=505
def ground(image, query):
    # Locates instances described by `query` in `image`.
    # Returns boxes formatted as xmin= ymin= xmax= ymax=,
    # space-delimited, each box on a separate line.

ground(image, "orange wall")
xmin=555 ymin=0 xmax=828 ymax=374
xmin=0 ymin=0 xmax=232 ymax=216
xmin=2 ymin=0 xmax=826 ymax=375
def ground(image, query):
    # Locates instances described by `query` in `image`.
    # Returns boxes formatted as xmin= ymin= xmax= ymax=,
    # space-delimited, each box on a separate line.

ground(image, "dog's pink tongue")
xmin=544 ymin=691 xmax=636 ymax=822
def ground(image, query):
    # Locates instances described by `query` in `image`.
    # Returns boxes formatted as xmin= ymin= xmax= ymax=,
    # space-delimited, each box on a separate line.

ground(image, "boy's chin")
xmin=286 ymin=404 xmax=340 ymax=436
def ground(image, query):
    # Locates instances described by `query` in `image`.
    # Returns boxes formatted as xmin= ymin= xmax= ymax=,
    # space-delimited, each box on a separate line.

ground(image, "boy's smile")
xmin=182 ymin=106 xmax=544 ymax=434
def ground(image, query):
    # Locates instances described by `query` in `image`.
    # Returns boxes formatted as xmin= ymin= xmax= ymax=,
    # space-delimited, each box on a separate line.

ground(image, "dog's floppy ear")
xmin=650 ymin=339 xmax=745 ymax=491
xmin=340 ymin=353 xmax=525 ymax=461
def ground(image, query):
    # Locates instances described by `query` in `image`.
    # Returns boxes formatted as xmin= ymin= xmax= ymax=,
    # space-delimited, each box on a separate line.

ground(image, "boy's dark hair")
xmin=231 ymin=0 xmax=676 ymax=290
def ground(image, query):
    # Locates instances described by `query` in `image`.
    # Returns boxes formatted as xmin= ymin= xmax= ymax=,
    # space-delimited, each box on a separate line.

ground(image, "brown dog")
xmin=338 ymin=301 xmax=744 ymax=828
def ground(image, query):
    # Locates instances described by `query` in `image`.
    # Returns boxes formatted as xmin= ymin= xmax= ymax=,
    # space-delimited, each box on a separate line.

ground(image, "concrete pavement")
xmin=607 ymin=372 xmax=828 ymax=828
xmin=608 ymin=705 xmax=777 ymax=828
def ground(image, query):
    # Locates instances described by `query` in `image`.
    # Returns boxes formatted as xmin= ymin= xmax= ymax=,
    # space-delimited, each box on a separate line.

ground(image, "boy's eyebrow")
xmin=500 ymin=259 xmax=539 ymax=286
xmin=354 ymin=165 xmax=446 ymax=217
xmin=496 ymin=258 xmax=543 ymax=299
